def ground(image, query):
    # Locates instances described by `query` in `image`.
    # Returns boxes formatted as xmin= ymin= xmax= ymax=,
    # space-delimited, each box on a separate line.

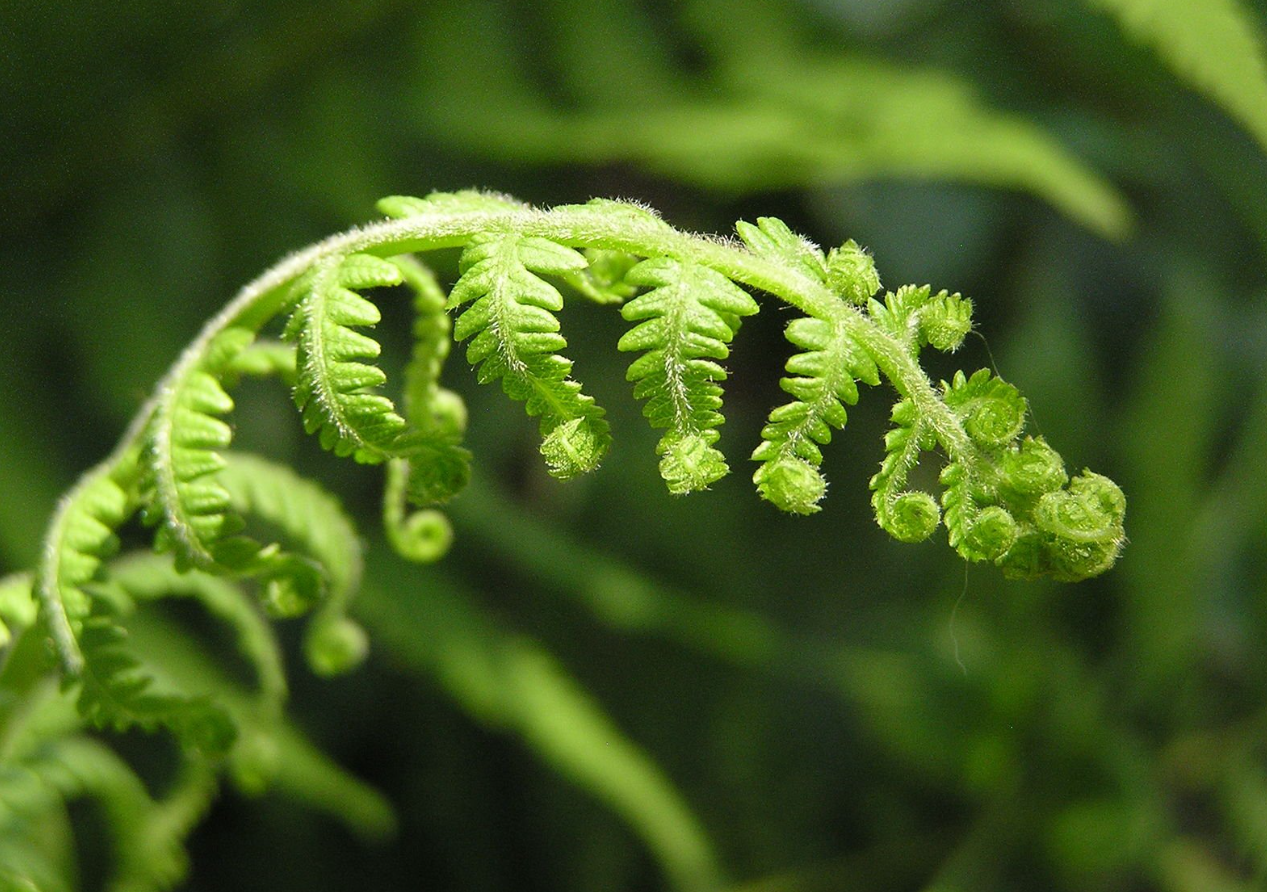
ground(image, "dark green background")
xmin=3 ymin=0 xmax=1267 ymax=890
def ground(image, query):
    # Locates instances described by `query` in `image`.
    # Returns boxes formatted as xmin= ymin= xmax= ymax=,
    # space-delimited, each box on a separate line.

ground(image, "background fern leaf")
xmin=216 ymin=453 xmax=368 ymax=675
xmin=1084 ymin=0 xmax=1267 ymax=153
xmin=76 ymin=609 xmax=235 ymax=755
xmin=448 ymin=233 xmax=611 ymax=479
xmin=618 ymin=256 xmax=758 ymax=493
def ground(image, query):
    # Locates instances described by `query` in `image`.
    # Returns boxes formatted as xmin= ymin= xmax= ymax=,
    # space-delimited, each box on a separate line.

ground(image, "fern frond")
xmin=394 ymin=254 xmax=472 ymax=507
xmin=0 ymin=572 xmax=38 ymax=649
xmin=870 ymin=399 xmax=940 ymax=543
xmin=109 ymin=553 xmax=287 ymax=720
xmin=289 ymin=253 xmax=408 ymax=459
xmin=144 ymin=326 xmax=259 ymax=573
xmin=943 ymin=368 xmax=1028 ymax=449
xmin=736 ymin=216 xmax=828 ymax=282
xmin=618 ymin=256 xmax=758 ymax=493
xmin=449 ymin=233 xmax=612 ymax=479
xmin=866 ymin=285 xmax=974 ymax=355
xmin=225 ymin=338 xmax=297 ymax=382
xmin=377 ymin=189 xmax=525 ymax=219
xmin=215 ymin=453 xmax=368 ymax=676
xmin=289 ymin=253 xmax=469 ymax=505
xmin=76 ymin=606 xmax=235 ymax=755
xmin=356 ymin=571 xmax=722 ymax=892
xmin=751 ymin=315 xmax=879 ymax=514
xmin=36 ymin=453 xmax=142 ymax=674
xmin=22 ymin=737 xmax=211 ymax=892
xmin=562 ymin=248 xmax=640 ymax=305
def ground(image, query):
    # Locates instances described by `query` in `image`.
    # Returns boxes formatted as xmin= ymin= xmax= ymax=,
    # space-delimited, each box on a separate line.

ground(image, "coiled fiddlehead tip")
xmin=883 ymin=492 xmax=941 ymax=543
xmin=658 ymin=431 xmax=730 ymax=495
xmin=387 ymin=507 xmax=455 ymax=565
xmin=999 ymin=436 xmax=1068 ymax=499
xmin=304 ymin=616 xmax=369 ymax=677
xmin=959 ymin=505 xmax=1020 ymax=563
xmin=945 ymin=369 xmax=1028 ymax=447
xmin=919 ymin=291 xmax=973 ymax=352
xmin=540 ymin=416 xmax=609 ymax=480
xmin=826 ymin=240 xmax=882 ymax=304
xmin=753 ymin=457 xmax=827 ymax=515
xmin=1031 ymin=471 xmax=1126 ymax=581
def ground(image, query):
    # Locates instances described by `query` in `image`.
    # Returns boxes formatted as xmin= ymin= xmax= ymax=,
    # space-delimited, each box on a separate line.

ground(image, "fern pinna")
xmin=4 ymin=190 xmax=1124 ymax=890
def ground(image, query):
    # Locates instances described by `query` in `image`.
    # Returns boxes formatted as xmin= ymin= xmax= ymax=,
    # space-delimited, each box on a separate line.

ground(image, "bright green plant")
xmin=0 ymin=190 xmax=1125 ymax=891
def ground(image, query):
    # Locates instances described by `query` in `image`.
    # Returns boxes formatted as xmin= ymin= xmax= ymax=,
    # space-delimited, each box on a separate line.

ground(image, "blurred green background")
xmin=3 ymin=0 xmax=1267 ymax=890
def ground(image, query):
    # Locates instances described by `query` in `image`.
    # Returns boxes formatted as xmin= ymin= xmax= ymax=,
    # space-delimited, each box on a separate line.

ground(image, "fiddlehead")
xmin=23 ymin=187 xmax=1125 ymax=759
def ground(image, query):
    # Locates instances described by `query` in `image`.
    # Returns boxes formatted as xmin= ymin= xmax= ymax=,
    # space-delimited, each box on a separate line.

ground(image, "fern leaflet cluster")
xmin=7 ymin=189 xmax=1126 ymax=891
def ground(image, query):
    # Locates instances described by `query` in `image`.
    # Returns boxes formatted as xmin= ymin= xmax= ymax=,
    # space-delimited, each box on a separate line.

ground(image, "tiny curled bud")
xmin=826 ymin=240 xmax=881 ymax=304
xmin=946 ymin=370 xmax=1027 ymax=447
xmin=231 ymin=729 xmax=281 ymax=796
xmin=919 ymin=291 xmax=973 ymax=352
xmin=959 ymin=506 xmax=1018 ymax=562
xmin=1000 ymin=437 xmax=1067 ymax=499
xmin=428 ymin=388 xmax=469 ymax=434
xmin=881 ymin=491 xmax=941 ymax=543
xmin=658 ymin=431 xmax=729 ymax=495
xmin=388 ymin=508 xmax=454 ymax=564
xmin=540 ymin=417 xmax=607 ymax=480
xmin=305 ymin=616 xmax=369 ymax=677
xmin=754 ymin=457 xmax=827 ymax=515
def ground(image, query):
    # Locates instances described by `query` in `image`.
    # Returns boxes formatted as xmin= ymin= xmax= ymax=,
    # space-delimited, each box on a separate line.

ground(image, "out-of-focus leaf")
xmin=354 ymin=563 xmax=722 ymax=892
xmin=411 ymin=0 xmax=1131 ymax=239
xmin=124 ymin=613 xmax=395 ymax=839
xmin=1083 ymin=0 xmax=1267 ymax=154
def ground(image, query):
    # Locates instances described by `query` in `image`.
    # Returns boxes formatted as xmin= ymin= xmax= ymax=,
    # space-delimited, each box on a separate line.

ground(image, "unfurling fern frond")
xmin=215 ymin=453 xmax=368 ymax=676
xmin=448 ymin=232 xmax=611 ymax=479
xmin=10 ymin=187 xmax=1129 ymax=892
xmin=618 ymin=256 xmax=758 ymax=494
xmin=870 ymin=399 xmax=940 ymax=543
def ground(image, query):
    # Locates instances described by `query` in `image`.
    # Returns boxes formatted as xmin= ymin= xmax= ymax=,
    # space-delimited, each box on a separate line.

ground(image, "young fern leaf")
xmin=216 ymin=452 xmax=368 ymax=676
xmin=0 ymin=572 xmax=37 ymax=649
xmin=752 ymin=316 xmax=879 ymax=514
xmin=36 ymin=452 xmax=143 ymax=674
xmin=289 ymin=253 xmax=469 ymax=505
xmin=866 ymin=284 xmax=975 ymax=355
xmin=144 ymin=326 xmax=260 ymax=573
xmin=736 ymin=216 xmax=829 ymax=283
xmin=870 ymin=399 xmax=940 ymax=543
xmin=448 ymin=232 xmax=611 ymax=479
xmin=396 ymin=255 xmax=466 ymax=437
xmin=618 ymin=257 xmax=758 ymax=494
xmin=76 ymin=606 xmax=236 ymax=755
xmin=387 ymin=254 xmax=470 ymax=556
